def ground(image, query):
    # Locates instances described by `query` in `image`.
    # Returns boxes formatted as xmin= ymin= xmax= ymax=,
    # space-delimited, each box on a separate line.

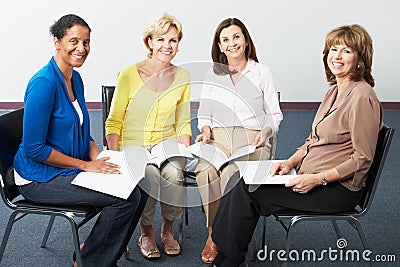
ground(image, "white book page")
xmin=236 ymin=160 xmax=298 ymax=184
xmin=71 ymin=150 xmax=144 ymax=199
xmin=186 ymin=143 xmax=256 ymax=170
xmin=185 ymin=142 xmax=228 ymax=170
xmin=149 ymin=138 xmax=192 ymax=167
xmin=229 ymin=145 xmax=256 ymax=161
xmin=123 ymin=145 xmax=152 ymax=181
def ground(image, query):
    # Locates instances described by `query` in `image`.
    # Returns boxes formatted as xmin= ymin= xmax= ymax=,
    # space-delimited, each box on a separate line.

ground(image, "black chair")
xmin=262 ymin=125 xmax=394 ymax=266
xmin=0 ymin=108 xmax=102 ymax=266
xmin=102 ymin=85 xmax=116 ymax=150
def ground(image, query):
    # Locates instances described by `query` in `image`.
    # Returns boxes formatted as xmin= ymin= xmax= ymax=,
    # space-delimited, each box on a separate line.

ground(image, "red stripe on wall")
xmin=1 ymin=102 xmax=399 ymax=111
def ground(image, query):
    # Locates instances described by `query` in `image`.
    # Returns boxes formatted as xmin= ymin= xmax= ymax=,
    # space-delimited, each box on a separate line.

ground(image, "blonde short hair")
xmin=143 ymin=13 xmax=183 ymax=58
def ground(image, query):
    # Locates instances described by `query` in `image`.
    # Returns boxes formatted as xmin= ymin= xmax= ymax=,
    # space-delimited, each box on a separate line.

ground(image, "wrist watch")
xmin=320 ymin=172 xmax=327 ymax=186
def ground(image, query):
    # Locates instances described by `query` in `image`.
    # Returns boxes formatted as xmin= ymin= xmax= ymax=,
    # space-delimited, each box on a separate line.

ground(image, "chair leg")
xmin=124 ymin=246 xmax=131 ymax=260
xmin=178 ymin=214 xmax=184 ymax=245
xmin=251 ymin=216 xmax=266 ymax=262
xmin=66 ymin=218 xmax=82 ymax=267
xmin=346 ymin=218 xmax=372 ymax=267
xmin=282 ymin=221 xmax=296 ymax=267
xmin=346 ymin=218 xmax=370 ymax=251
xmin=185 ymin=206 xmax=189 ymax=226
xmin=261 ymin=216 xmax=267 ymax=249
xmin=331 ymin=220 xmax=343 ymax=240
xmin=41 ymin=215 xmax=56 ymax=248
xmin=0 ymin=211 xmax=19 ymax=262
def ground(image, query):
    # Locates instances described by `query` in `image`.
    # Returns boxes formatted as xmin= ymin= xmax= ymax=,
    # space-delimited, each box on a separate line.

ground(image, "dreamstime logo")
xmin=336 ymin=238 xmax=347 ymax=249
xmin=256 ymin=238 xmax=377 ymax=262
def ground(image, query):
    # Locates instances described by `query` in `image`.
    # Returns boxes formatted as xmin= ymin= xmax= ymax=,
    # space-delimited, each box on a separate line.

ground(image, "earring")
xmin=357 ymin=64 xmax=361 ymax=69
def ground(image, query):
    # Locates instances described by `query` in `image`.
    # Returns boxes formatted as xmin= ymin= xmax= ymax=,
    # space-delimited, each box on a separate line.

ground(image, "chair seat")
xmin=273 ymin=207 xmax=359 ymax=218
xmin=13 ymin=199 xmax=100 ymax=215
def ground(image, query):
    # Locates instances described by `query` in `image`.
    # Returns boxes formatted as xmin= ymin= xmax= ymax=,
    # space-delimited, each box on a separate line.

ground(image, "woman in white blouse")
xmin=195 ymin=17 xmax=283 ymax=264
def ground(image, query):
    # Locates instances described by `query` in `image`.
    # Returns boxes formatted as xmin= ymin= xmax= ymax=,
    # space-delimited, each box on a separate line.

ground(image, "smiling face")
xmin=218 ymin=25 xmax=248 ymax=62
xmin=54 ymin=24 xmax=90 ymax=70
xmin=148 ymin=26 xmax=180 ymax=64
xmin=327 ymin=44 xmax=359 ymax=82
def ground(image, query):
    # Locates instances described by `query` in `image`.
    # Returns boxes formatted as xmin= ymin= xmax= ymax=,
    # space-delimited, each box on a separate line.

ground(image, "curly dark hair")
xmin=49 ymin=14 xmax=91 ymax=39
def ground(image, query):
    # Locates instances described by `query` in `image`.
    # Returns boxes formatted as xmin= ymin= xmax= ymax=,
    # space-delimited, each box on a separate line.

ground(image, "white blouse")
xmin=197 ymin=59 xmax=283 ymax=138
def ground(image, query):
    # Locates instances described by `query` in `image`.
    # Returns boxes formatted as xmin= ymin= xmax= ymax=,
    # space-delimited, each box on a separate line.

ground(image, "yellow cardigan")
xmin=105 ymin=63 xmax=191 ymax=146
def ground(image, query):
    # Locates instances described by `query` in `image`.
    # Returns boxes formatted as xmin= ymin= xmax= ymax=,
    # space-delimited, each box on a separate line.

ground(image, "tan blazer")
xmin=298 ymin=80 xmax=382 ymax=191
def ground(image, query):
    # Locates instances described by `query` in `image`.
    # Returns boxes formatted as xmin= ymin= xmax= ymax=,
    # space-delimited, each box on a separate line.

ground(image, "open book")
xmin=236 ymin=160 xmax=298 ymax=184
xmin=71 ymin=138 xmax=193 ymax=199
xmin=185 ymin=143 xmax=256 ymax=170
xmin=144 ymin=138 xmax=193 ymax=167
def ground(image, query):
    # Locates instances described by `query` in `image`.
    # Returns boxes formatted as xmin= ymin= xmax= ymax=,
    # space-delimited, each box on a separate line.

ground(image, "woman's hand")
xmin=82 ymin=157 xmax=121 ymax=174
xmin=285 ymin=173 xmax=321 ymax=194
xmin=195 ymin=132 xmax=211 ymax=144
xmin=195 ymin=126 xmax=212 ymax=144
xmin=252 ymin=127 xmax=272 ymax=148
xmin=269 ymin=161 xmax=293 ymax=176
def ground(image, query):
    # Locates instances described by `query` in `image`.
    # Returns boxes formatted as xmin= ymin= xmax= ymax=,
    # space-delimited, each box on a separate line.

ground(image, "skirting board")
xmin=1 ymin=101 xmax=399 ymax=111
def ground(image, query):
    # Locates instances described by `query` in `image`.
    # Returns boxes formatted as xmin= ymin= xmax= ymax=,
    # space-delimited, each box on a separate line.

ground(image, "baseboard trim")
xmin=1 ymin=101 xmax=399 ymax=111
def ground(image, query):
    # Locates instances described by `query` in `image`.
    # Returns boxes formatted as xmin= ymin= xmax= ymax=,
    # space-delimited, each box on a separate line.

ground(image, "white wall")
xmin=1 ymin=0 xmax=399 ymax=102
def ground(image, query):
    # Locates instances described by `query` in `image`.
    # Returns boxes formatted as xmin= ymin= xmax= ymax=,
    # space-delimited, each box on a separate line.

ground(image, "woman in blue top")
xmin=13 ymin=14 xmax=148 ymax=266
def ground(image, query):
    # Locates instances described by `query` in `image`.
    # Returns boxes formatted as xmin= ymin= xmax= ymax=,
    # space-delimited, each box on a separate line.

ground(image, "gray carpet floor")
xmin=0 ymin=110 xmax=398 ymax=267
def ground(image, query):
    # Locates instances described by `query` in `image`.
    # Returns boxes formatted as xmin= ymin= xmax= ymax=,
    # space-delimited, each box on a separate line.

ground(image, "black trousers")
xmin=19 ymin=175 xmax=149 ymax=266
xmin=212 ymin=171 xmax=362 ymax=263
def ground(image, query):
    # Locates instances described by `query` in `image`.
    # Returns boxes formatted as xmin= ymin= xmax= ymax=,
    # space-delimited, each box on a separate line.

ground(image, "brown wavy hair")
xmin=211 ymin=18 xmax=258 ymax=75
xmin=323 ymin=24 xmax=374 ymax=87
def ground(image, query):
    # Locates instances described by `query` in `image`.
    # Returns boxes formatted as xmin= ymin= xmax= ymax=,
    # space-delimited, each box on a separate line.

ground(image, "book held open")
xmin=71 ymin=139 xmax=265 ymax=198
xmin=185 ymin=143 xmax=256 ymax=170
xmin=71 ymin=138 xmax=192 ymax=199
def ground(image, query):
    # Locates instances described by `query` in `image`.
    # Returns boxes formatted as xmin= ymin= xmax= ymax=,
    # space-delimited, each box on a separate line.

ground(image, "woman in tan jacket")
xmin=210 ymin=24 xmax=382 ymax=267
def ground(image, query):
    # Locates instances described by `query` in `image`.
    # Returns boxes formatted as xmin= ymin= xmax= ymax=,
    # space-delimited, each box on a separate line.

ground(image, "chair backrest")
xmin=357 ymin=124 xmax=395 ymax=214
xmin=101 ymin=85 xmax=116 ymax=148
xmin=0 ymin=108 xmax=24 ymax=204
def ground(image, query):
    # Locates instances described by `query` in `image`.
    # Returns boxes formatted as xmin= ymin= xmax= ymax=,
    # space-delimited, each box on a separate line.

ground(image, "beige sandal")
xmin=161 ymin=235 xmax=181 ymax=256
xmin=138 ymin=236 xmax=161 ymax=260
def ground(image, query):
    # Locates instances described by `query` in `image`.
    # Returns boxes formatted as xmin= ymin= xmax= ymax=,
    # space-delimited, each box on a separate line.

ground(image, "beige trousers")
xmin=195 ymin=127 xmax=271 ymax=227
xmin=140 ymin=144 xmax=186 ymax=226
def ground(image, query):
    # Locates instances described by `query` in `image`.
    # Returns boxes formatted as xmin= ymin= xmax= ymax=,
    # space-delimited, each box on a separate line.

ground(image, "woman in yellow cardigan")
xmin=105 ymin=13 xmax=191 ymax=260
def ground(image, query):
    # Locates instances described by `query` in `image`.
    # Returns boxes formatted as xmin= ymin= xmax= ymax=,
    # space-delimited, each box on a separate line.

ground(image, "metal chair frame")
xmin=0 ymin=108 xmax=102 ymax=267
xmin=262 ymin=125 xmax=394 ymax=267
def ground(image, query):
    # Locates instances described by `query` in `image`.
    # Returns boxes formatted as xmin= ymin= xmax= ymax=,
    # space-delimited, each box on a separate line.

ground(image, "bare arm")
xmin=44 ymin=142 xmax=120 ymax=174
xmin=106 ymin=133 xmax=120 ymax=151
xmin=89 ymin=140 xmax=101 ymax=160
